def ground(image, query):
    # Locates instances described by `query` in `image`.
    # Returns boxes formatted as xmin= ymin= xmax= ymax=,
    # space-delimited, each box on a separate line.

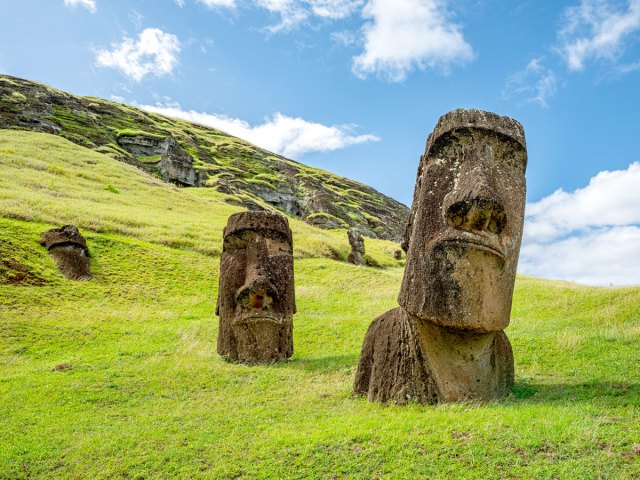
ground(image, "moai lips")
xmin=216 ymin=211 xmax=295 ymax=363
xmin=40 ymin=225 xmax=92 ymax=281
xmin=355 ymin=109 xmax=527 ymax=404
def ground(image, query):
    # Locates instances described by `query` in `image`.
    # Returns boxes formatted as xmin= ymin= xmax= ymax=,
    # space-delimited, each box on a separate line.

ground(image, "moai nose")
xmin=235 ymin=235 xmax=278 ymax=309
xmin=446 ymin=191 xmax=507 ymax=234
xmin=443 ymin=148 xmax=507 ymax=235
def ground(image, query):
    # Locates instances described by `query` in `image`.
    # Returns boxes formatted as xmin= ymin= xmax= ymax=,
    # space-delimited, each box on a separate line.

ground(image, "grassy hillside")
xmin=0 ymin=131 xmax=402 ymax=265
xmin=1 ymin=130 xmax=640 ymax=479
xmin=0 ymin=74 xmax=409 ymax=241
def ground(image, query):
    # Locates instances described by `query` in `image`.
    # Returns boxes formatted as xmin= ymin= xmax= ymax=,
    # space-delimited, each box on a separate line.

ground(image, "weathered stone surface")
xmin=354 ymin=109 xmax=527 ymax=404
xmin=393 ymin=249 xmax=402 ymax=260
xmin=354 ymin=308 xmax=436 ymax=404
xmin=40 ymin=225 xmax=92 ymax=280
xmin=158 ymin=137 xmax=206 ymax=187
xmin=116 ymin=135 xmax=166 ymax=158
xmin=347 ymin=228 xmax=366 ymax=265
xmin=216 ymin=211 xmax=295 ymax=363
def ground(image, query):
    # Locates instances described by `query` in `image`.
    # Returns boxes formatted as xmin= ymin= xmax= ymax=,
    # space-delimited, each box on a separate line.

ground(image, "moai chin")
xmin=216 ymin=211 xmax=295 ymax=363
xmin=354 ymin=109 xmax=527 ymax=404
xmin=347 ymin=228 xmax=365 ymax=265
xmin=40 ymin=225 xmax=92 ymax=281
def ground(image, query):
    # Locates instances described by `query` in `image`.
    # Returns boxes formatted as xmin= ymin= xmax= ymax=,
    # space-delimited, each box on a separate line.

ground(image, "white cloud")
xmin=559 ymin=0 xmax=640 ymax=71
xmin=309 ymin=0 xmax=364 ymax=19
xmin=63 ymin=0 xmax=96 ymax=13
xmin=520 ymin=226 xmax=640 ymax=286
xmin=520 ymin=162 xmax=640 ymax=285
xmin=331 ymin=30 xmax=358 ymax=46
xmin=137 ymin=103 xmax=380 ymax=158
xmin=351 ymin=0 xmax=474 ymax=82
xmin=614 ymin=59 xmax=640 ymax=73
xmin=255 ymin=0 xmax=362 ymax=32
xmin=503 ymin=58 xmax=558 ymax=108
xmin=198 ymin=0 xmax=237 ymax=7
xmin=256 ymin=0 xmax=308 ymax=32
xmin=95 ymin=28 xmax=181 ymax=82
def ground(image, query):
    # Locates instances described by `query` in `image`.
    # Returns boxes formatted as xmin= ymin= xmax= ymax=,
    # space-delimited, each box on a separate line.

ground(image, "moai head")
xmin=40 ymin=225 xmax=92 ymax=280
xmin=398 ymin=109 xmax=527 ymax=332
xmin=216 ymin=211 xmax=295 ymax=362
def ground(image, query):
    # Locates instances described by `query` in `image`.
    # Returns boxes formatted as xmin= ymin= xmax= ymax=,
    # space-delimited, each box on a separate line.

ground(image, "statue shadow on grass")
xmin=510 ymin=379 xmax=640 ymax=405
xmin=256 ymin=356 xmax=640 ymax=406
xmin=269 ymin=353 xmax=359 ymax=374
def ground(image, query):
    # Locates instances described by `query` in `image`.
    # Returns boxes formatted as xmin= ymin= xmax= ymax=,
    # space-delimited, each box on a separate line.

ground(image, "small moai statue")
xmin=393 ymin=250 xmax=402 ymax=260
xmin=40 ymin=225 xmax=92 ymax=280
xmin=216 ymin=211 xmax=295 ymax=363
xmin=347 ymin=228 xmax=365 ymax=265
xmin=354 ymin=109 xmax=527 ymax=404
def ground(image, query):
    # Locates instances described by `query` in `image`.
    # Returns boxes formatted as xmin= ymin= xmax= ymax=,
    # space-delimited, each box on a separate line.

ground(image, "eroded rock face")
xmin=216 ymin=211 xmax=295 ymax=363
xmin=354 ymin=109 xmax=527 ymax=404
xmin=347 ymin=228 xmax=366 ymax=265
xmin=40 ymin=225 xmax=92 ymax=280
xmin=159 ymin=137 xmax=206 ymax=187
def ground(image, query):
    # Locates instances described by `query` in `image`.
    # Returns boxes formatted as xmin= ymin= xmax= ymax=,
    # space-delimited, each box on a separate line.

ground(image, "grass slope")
xmin=0 ymin=75 xmax=409 ymax=241
xmin=1 ymin=131 xmax=640 ymax=479
xmin=0 ymin=131 xmax=402 ymax=265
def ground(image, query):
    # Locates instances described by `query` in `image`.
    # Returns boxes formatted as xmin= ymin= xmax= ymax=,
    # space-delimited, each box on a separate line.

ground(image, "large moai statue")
xmin=216 ymin=211 xmax=295 ymax=363
xmin=354 ymin=109 xmax=527 ymax=404
xmin=347 ymin=228 xmax=365 ymax=265
xmin=40 ymin=225 xmax=92 ymax=280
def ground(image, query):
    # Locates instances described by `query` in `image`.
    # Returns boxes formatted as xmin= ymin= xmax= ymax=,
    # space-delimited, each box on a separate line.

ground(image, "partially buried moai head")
xmin=398 ymin=109 xmax=527 ymax=332
xmin=216 ymin=211 xmax=295 ymax=363
xmin=40 ymin=225 xmax=92 ymax=281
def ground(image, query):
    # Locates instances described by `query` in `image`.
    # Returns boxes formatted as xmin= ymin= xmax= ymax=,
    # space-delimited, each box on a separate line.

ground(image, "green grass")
xmin=115 ymin=129 xmax=165 ymax=140
xmin=0 ymin=74 xmax=410 ymax=242
xmin=1 ymin=130 xmax=639 ymax=479
xmin=137 ymin=155 xmax=161 ymax=164
xmin=0 ymin=131 xmax=402 ymax=264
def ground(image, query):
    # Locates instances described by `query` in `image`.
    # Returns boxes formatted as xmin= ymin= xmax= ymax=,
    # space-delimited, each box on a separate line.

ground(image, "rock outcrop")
xmin=158 ymin=137 xmax=206 ymax=187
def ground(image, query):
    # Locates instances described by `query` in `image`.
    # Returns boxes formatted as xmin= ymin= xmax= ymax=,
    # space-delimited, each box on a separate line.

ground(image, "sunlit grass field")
xmin=1 ymin=131 xmax=639 ymax=479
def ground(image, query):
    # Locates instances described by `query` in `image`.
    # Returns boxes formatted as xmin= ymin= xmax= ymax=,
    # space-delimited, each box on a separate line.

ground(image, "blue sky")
xmin=2 ymin=0 xmax=640 ymax=285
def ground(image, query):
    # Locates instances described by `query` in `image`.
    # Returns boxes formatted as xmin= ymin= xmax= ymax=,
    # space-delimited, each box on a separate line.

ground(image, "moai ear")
xmin=400 ymin=218 xmax=411 ymax=253
xmin=401 ymin=154 xmax=426 ymax=253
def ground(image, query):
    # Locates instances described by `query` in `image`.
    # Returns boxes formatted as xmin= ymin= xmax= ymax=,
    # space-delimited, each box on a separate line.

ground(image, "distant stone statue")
xmin=354 ymin=109 xmax=527 ymax=404
xmin=393 ymin=249 xmax=402 ymax=260
xmin=216 ymin=211 xmax=295 ymax=363
xmin=40 ymin=225 xmax=92 ymax=280
xmin=347 ymin=228 xmax=365 ymax=265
